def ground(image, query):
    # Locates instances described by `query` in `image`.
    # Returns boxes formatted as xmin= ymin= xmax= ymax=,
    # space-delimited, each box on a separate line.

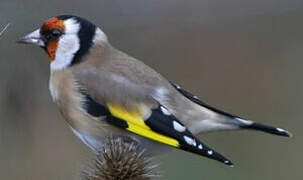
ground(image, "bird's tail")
xmin=235 ymin=118 xmax=292 ymax=137
xmin=170 ymin=82 xmax=292 ymax=137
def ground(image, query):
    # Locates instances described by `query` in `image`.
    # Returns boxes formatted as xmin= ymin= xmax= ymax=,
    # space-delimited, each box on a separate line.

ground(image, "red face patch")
xmin=42 ymin=17 xmax=65 ymax=32
xmin=46 ymin=41 xmax=58 ymax=60
xmin=42 ymin=17 xmax=65 ymax=61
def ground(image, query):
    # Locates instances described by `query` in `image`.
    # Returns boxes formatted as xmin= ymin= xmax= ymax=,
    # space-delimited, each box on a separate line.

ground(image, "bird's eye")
xmin=43 ymin=29 xmax=62 ymax=41
xmin=51 ymin=29 xmax=62 ymax=37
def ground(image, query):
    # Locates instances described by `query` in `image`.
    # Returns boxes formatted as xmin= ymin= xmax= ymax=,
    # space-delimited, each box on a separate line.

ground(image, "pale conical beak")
xmin=17 ymin=29 xmax=45 ymax=47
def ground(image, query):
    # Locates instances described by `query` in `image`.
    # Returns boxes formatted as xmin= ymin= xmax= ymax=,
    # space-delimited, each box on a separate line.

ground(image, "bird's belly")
xmin=68 ymin=117 xmax=171 ymax=155
xmin=63 ymin=107 xmax=171 ymax=155
xmin=61 ymin=108 xmax=127 ymax=152
xmin=69 ymin=125 xmax=105 ymax=151
xmin=57 ymin=97 xmax=172 ymax=154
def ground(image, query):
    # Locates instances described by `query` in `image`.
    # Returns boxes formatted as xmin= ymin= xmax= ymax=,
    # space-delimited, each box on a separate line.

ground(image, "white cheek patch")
xmin=50 ymin=18 xmax=80 ymax=71
xmin=64 ymin=18 xmax=80 ymax=34
xmin=50 ymin=34 xmax=80 ymax=71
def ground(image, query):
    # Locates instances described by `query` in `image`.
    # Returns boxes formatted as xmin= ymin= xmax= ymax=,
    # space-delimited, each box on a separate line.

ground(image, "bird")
xmin=17 ymin=15 xmax=292 ymax=167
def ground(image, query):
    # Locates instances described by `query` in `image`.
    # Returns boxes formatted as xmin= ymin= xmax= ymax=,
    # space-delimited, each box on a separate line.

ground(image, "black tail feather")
xmin=170 ymin=82 xmax=293 ymax=138
xmin=242 ymin=122 xmax=292 ymax=137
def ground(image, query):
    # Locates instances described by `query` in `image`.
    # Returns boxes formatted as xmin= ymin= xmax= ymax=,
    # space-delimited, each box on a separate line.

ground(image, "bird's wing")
xmin=107 ymin=101 xmax=232 ymax=166
xmin=74 ymin=69 xmax=233 ymax=166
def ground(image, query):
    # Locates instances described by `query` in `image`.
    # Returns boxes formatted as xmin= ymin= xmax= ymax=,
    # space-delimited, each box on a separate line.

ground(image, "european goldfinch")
xmin=17 ymin=15 xmax=292 ymax=166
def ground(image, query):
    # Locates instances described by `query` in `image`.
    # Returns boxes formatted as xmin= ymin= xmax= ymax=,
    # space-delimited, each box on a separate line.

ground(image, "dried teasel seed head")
xmin=82 ymin=136 xmax=158 ymax=180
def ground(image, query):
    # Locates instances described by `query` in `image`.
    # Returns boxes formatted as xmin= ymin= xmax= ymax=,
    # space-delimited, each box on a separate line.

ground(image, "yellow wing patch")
xmin=107 ymin=103 xmax=179 ymax=147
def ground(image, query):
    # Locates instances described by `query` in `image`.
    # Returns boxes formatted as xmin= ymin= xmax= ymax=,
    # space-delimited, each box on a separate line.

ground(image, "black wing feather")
xmin=146 ymin=104 xmax=233 ymax=166
xmin=171 ymin=82 xmax=238 ymax=119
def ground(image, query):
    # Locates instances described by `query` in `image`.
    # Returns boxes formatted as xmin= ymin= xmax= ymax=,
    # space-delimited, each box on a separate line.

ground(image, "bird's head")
xmin=17 ymin=15 xmax=108 ymax=70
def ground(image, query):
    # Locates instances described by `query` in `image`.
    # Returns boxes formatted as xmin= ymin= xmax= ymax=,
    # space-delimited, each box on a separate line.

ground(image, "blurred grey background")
xmin=0 ymin=0 xmax=302 ymax=179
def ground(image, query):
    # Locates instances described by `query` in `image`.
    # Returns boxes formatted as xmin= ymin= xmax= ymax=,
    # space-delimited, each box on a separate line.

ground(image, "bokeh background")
xmin=0 ymin=0 xmax=302 ymax=179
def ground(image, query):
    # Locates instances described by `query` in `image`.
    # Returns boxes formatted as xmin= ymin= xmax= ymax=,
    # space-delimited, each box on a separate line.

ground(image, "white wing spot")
xmin=173 ymin=121 xmax=186 ymax=132
xmin=235 ymin=117 xmax=253 ymax=125
xmin=198 ymin=144 xmax=203 ymax=149
xmin=160 ymin=106 xmax=171 ymax=116
xmin=184 ymin=136 xmax=196 ymax=146
xmin=224 ymin=160 xmax=229 ymax=164
xmin=276 ymin=128 xmax=285 ymax=132
xmin=175 ymin=84 xmax=181 ymax=89
xmin=193 ymin=96 xmax=199 ymax=99
xmin=207 ymin=150 xmax=213 ymax=155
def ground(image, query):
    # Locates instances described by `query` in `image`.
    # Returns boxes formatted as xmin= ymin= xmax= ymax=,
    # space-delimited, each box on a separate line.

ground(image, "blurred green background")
xmin=0 ymin=0 xmax=302 ymax=179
